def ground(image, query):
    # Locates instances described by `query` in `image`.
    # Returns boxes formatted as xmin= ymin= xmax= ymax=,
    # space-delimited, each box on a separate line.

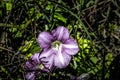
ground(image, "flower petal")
xmin=40 ymin=48 xmax=54 ymax=59
xmin=40 ymin=48 xmax=54 ymax=72
xmin=42 ymin=55 xmax=54 ymax=72
xmin=25 ymin=53 xmax=40 ymax=70
xmin=52 ymin=26 xmax=70 ymax=42
xmin=54 ymin=47 xmax=71 ymax=68
xmin=38 ymin=32 xmax=54 ymax=48
xmin=25 ymin=61 xmax=33 ymax=70
xmin=30 ymin=53 xmax=40 ymax=65
xmin=26 ymin=72 xmax=36 ymax=80
xmin=62 ymin=38 xmax=79 ymax=55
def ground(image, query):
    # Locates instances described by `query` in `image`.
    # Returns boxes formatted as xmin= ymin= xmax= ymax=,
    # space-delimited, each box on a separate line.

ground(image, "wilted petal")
xmin=25 ymin=53 xmax=40 ymax=70
xmin=30 ymin=53 xmax=40 ymax=65
xmin=26 ymin=72 xmax=35 ymax=80
xmin=52 ymin=26 xmax=70 ymax=42
xmin=38 ymin=32 xmax=54 ymax=48
xmin=54 ymin=48 xmax=71 ymax=68
xmin=25 ymin=61 xmax=33 ymax=70
xmin=62 ymin=38 xmax=79 ymax=55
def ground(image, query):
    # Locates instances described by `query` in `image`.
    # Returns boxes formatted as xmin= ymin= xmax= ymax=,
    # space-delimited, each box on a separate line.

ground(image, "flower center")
xmin=51 ymin=41 xmax=62 ymax=51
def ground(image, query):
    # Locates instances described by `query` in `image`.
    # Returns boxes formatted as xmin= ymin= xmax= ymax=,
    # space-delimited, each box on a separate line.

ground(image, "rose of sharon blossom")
xmin=38 ymin=26 xmax=79 ymax=68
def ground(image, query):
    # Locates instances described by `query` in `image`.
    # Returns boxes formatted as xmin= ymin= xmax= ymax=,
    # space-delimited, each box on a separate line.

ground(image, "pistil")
xmin=51 ymin=41 xmax=62 ymax=51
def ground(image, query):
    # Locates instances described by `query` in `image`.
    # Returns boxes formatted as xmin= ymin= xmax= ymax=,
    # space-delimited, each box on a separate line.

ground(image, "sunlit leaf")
xmin=90 ymin=57 xmax=98 ymax=64
xmin=6 ymin=3 xmax=12 ymax=11
xmin=54 ymin=13 xmax=67 ymax=23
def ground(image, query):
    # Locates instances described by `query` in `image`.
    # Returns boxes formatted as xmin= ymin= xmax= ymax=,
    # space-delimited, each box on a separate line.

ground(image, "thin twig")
xmin=48 ymin=72 xmax=51 ymax=80
xmin=111 ymin=33 xmax=120 ymax=42
xmin=0 ymin=46 xmax=15 ymax=53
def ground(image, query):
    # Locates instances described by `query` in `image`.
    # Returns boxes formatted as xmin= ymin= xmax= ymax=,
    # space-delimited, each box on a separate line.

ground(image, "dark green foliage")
xmin=0 ymin=0 xmax=120 ymax=80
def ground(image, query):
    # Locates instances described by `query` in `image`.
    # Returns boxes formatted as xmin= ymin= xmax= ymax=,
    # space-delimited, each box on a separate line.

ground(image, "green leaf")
xmin=73 ymin=59 xmax=77 ymax=69
xmin=21 ymin=40 xmax=33 ymax=52
xmin=0 ymin=66 xmax=11 ymax=78
xmin=30 ymin=45 xmax=41 ymax=54
xmin=54 ymin=13 xmax=67 ymax=23
xmin=90 ymin=57 xmax=98 ymax=64
xmin=86 ymin=1 xmax=94 ymax=8
xmin=6 ymin=3 xmax=12 ymax=11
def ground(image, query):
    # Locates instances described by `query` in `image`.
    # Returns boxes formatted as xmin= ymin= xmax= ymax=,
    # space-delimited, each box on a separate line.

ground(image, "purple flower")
xmin=25 ymin=53 xmax=52 ymax=80
xmin=38 ymin=26 xmax=79 ymax=68
xmin=25 ymin=53 xmax=41 ymax=80
xmin=25 ymin=53 xmax=53 ymax=71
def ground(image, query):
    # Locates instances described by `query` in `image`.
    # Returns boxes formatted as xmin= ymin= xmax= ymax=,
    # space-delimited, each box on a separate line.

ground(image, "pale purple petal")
xmin=25 ymin=61 xmax=39 ymax=70
xmin=40 ymin=48 xmax=54 ymax=71
xmin=25 ymin=53 xmax=40 ymax=70
xmin=62 ymin=38 xmax=79 ymax=55
xmin=42 ymin=55 xmax=54 ymax=72
xmin=25 ymin=61 xmax=33 ymax=70
xmin=26 ymin=72 xmax=35 ymax=80
xmin=30 ymin=53 xmax=40 ymax=64
xmin=38 ymin=32 xmax=54 ymax=48
xmin=40 ymin=48 xmax=54 ymax=59
xmin=52 ymin=26 xmax=70 ymax=42
xmin=54 ymin=48 xmax=71 ymax=68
